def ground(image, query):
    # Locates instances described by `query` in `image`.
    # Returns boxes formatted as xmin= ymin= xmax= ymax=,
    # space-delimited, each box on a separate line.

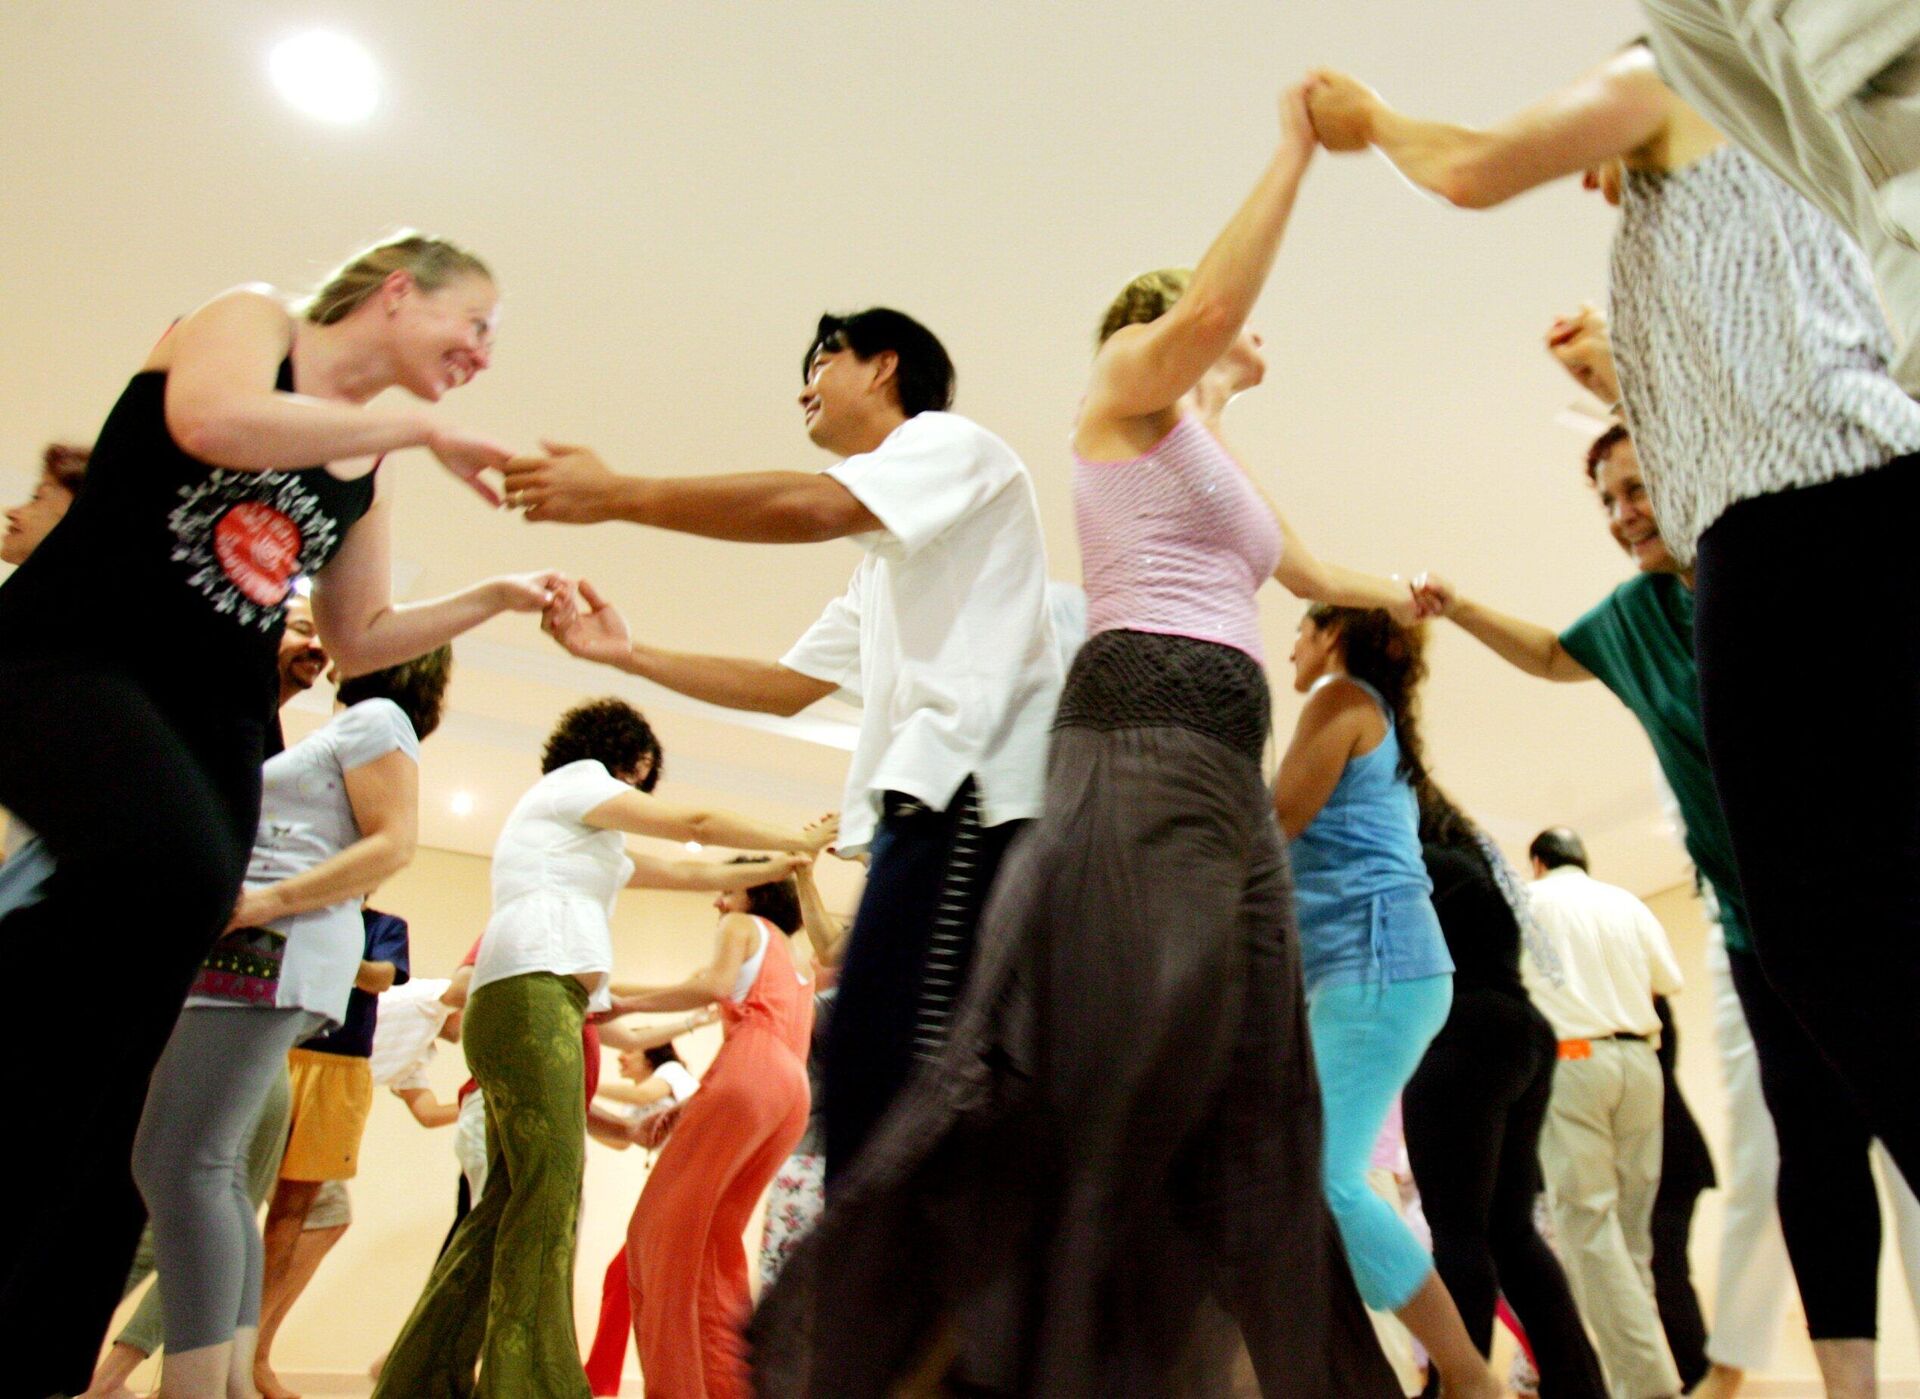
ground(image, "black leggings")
xmin=1728 ymin=946 xmax=1882 ymax=1338
xmin=1694 ymin=458 xmax=1920 ymax=1243
xmin=1403 ymin=989 xmax=1608 ymax=1399
xmin=0 ymin=658 xmax=261 ymax=1395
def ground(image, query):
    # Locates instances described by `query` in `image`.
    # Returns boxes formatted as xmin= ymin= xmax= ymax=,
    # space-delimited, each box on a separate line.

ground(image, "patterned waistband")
xmin=1055 ymin=629 xmax=1270 ymax=763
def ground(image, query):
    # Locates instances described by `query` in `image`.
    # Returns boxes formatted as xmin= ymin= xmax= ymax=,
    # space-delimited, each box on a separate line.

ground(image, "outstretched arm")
xmin=793 ymin=860 xmax=850 ymax=968
xmin=1306 ymin=50 xmax=1671 ymax=209
xmin=1270 ymin=512 xmax=1422 ymax=617
xmin=609 ymin=913 xmax=761 ymax=1014
xmin=312 ymin=495 xmax=566 ymax=677
xmin=1083 ymin=83 xmax=1318 ymax=425
xmin=499 ymin=440 xmax=883 ymax=540
xmin=1417 ymin=574 xmax=1593 ymax=682
xmin=626 ymin=851 xmax=809 ymax=892
xmin=544 ymin=580 xmax=837 ymax=715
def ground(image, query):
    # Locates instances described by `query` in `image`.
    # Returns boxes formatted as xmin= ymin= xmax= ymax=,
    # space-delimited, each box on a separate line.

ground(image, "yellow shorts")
xmin=280 ymin=1048 xmax=374 ymax=1182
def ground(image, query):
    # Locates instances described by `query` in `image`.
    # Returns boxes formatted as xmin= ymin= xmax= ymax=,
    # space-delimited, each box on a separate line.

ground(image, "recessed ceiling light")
xmin=450 ymin=791 xmax=475 ymax=817
xmin=684 ymin=841 xmax=703 ymax=853
xmin=269 ymin=31 xmax=379 ymax=124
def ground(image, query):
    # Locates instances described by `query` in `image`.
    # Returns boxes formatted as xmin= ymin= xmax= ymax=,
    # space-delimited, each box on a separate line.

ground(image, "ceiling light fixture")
xmin=450 ymin=792 xmax=475 ymax=817
xmin=268 ymin=30 xmax=379 ymax=124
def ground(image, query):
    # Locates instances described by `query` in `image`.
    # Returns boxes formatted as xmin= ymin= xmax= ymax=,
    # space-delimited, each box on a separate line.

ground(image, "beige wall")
xmin=109 ymin=854 xmax=1920 ymax=1389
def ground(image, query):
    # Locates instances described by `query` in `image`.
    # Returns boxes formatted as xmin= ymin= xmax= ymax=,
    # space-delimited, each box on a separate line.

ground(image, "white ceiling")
xmin=1 ymin=1 xmax=1700 ymax=904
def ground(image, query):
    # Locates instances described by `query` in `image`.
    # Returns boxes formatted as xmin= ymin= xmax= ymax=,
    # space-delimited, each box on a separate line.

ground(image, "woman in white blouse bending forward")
xmin=375 ymin=697 xmax=832 ymax=1399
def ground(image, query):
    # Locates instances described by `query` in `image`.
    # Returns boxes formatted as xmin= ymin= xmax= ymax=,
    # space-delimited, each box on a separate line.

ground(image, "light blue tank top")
xmin=1290 ymin=677 xmax=1453 ymax=993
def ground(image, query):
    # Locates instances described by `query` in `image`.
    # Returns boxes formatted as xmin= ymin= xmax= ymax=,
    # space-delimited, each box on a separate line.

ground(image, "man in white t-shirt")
xmin=1523 ymin=827 xmax=1688 ymax=1399
xmin=513 ymin=307 xmax=1062 ymax=1179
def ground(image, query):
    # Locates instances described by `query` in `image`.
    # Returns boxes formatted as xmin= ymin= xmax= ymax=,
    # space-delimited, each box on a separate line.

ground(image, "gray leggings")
xmin=132 ymin=1006 xmax=324 ymax=1353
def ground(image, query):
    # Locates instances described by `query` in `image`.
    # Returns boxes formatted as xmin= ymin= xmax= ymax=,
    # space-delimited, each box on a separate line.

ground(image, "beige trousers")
xmin=1540 ymin=1037 xmax=1681 ymax=1399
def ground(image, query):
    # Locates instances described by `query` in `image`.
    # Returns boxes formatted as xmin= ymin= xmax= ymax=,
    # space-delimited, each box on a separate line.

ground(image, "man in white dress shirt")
xmin=510 ymin=308 xmax=1062 ymax=1180
xmin=1524 ymin=827 xmax=1688 ymax=1399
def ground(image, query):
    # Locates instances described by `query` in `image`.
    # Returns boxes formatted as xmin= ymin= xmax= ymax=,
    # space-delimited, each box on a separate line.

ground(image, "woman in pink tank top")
xmin=593 ymin=863 xmax=825 ymax=1398
xmin=752 ymin=83 xmax=1453 ymax=1399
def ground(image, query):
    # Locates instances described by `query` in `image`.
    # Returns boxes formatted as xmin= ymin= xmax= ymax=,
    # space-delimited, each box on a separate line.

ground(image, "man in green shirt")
xmin=1416 ymin=314 xmax=1910 ymax=1399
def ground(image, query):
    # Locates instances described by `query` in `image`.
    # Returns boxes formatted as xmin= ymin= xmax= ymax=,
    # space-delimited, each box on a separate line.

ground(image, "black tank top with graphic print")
xmin=0 ymin=358 xmax=376 ymax=727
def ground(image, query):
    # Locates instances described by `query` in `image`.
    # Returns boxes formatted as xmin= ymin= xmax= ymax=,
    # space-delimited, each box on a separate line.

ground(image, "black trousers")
xmin=822 ymin=779 xmax=1024 ymax=1183
xmin=1727 ymin=945 xmax=1883 ymax=1338
xmin=1695 ymin=458 xmax=1920 ymax=1241
xmin=0 ymin=659 xmax=261 ymax=1397
xmin=1403 ymin=989 xmax=1608 ymax=1399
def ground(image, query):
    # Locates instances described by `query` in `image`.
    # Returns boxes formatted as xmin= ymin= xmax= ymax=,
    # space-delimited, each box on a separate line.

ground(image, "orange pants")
xmin=626 ymin=1026 xmax=808 ymax=1398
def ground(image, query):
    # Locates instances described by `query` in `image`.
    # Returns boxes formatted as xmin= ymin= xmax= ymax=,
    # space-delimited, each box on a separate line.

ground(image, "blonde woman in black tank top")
xmin=0 ymin=233 xmax=571 ymax=1399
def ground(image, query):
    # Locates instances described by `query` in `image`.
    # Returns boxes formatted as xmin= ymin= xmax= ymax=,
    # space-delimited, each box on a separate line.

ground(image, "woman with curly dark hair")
xmin=1274 ymin=606 xmax=1499 ymax=1395
xmin=375 ymin=698 xmax=834 ymax=1398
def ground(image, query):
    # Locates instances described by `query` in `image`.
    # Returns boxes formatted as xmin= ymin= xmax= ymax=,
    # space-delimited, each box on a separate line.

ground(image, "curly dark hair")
xmin=729 ymin=855 xmax=802 ymax=934
xmin=1305 ymin=605 xmax=1432 ymax=793
xmin=335 ymin=645 xmax=453 ymax=741
xmin=540 ymin=697 xmax=663 ymax=790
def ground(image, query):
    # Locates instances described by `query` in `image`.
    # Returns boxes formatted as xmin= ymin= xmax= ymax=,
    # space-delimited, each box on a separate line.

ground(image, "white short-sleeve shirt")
xmin=195 ymin=700 xmax=419 ymax=1028
xmin=1521 ymin=867 xmax=1686 ymax=1042
xmin=371 ymin=977 xmax=455 ymax=1091
xmin=472 ymin=760 xmax=636 ymax=1012
xmin=780 ymin=412 xmax=1062 ymax=853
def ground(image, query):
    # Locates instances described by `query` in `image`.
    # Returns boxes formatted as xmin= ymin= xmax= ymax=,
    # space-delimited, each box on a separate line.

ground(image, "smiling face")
xmin=387 ymin=271 xmax=498 ymax=402
xmin=276 ymin=597 xmax=327 ymax=702
xmin=1 ymin=474 xmax=75 ymax=565
xmin=617 ymin=1048 xmax=657 ymax=1083
xmin=798 ymin=344 xmax=896 ymax=454
xmin=1593 ymin=437 xmax=1677 ymax=574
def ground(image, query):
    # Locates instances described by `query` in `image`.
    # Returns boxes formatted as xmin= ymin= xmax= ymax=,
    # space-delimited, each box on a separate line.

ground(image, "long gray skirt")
xmin=750 ymin=649 xmax=1398 ymax=1396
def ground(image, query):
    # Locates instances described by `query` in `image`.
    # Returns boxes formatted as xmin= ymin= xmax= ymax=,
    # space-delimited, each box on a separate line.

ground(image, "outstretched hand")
xmin=543 ymin=578 xmax=633 ymax=667
xmin=1305 ymin=70 xmax=1380 ymax=153
xmin=426 ymin=426 xmax=514 ymax=507
xmin=501 ymin=441 xmax=630 ymax=524
xmin=1546 ymin=303 xmax=1620 ymax=405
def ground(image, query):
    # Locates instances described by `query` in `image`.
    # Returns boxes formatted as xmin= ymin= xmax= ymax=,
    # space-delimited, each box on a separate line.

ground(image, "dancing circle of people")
xmin=6 ymin=11 xmax=1920 ymax=1399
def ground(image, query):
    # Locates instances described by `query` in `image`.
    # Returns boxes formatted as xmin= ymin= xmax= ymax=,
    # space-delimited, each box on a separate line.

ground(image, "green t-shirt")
xmin=1558 ymin=573 xmax=1752 ymax=952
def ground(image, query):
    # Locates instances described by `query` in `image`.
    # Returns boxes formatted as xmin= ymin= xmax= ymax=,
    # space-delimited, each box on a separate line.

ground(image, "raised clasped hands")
xmin=1304 ymin=70 xmax=1380 ymax=153
xmin=1546 ymin=303 xmax=1620 ymax=406
xmin=1411 ymin=571 xmax=1458 ymax=620
xmin=500 ymin=440 xmax=627 ymax=523
xmin=493 ymin=570 xmax=571 ymax=615
xmin=1278 ymin=78 xmax=1321 ymax=167
xmin=542 ymin=578 xmax=632 ymax=666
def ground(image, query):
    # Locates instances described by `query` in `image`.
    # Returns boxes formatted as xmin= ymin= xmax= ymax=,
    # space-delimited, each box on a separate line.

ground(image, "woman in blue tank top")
xmin=1276 ymin=604 xmax=1490 ymax=1393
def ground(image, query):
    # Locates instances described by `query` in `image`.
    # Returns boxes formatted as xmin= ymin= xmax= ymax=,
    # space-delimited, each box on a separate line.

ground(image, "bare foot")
xmin=253 ymin=1360 xmax=302 ymax=1399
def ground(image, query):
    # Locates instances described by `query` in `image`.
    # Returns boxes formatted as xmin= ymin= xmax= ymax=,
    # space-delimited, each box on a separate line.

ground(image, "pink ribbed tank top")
xmin=1074 ymin=415 xmax=1283 ymax=662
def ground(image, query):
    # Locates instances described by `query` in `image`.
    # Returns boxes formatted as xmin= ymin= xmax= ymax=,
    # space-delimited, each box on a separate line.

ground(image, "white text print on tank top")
xmin=167 ymin=470 xmax=345 ymax=631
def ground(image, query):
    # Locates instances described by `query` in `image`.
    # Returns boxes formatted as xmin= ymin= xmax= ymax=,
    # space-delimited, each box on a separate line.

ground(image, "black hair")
xmin=336 ymin=645 xmax=453 ymax=741
xmin=1415 ymin=776 xmax=1482 ymax=852
xmin=643 ymin=1043 xmax=682 ymax=1069
xmin=541 ymin=697 xmax=663 ymax=789
xmin=804 ymin=308 xmax=956 ymax=417
xmin=729 ymin=855 xmax=802 ymax=934
xmin=1529 ymin=827 xmax=1591 ymax=872
xmin=1305 ymin=605 xmax=1431 ymax=790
